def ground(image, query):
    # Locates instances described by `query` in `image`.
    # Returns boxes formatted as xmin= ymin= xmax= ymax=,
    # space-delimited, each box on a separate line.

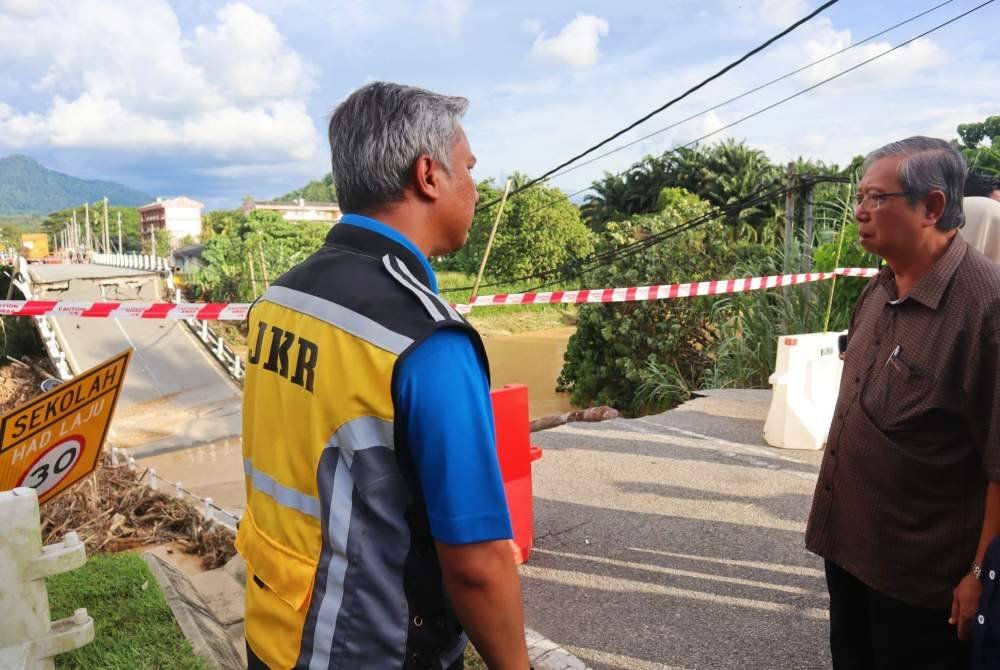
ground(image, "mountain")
xmin=0 ymin=155 xmax=152 ymax=214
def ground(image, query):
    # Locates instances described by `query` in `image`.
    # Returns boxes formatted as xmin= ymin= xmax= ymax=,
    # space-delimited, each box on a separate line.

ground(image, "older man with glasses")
xmin=805 ymin=136 xmax=1000 ymax=669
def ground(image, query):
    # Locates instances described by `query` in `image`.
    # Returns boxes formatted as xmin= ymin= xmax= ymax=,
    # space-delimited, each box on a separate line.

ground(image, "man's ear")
xmin=922 ymin=190 xmax=947 ymax=229
xmin=412 ymin=154 xmax=441 ymax=202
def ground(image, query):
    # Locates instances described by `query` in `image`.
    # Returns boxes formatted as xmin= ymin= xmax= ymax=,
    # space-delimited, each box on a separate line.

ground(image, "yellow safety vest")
xmin=237 ymin=224 xmax=485 ymax=669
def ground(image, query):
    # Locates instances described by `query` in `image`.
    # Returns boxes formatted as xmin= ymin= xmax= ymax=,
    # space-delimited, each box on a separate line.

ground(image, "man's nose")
xmin=855 ymin=203 xmax=869 ymax=223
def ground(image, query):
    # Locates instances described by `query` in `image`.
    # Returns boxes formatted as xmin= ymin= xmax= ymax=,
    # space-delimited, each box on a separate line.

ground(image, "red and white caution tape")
xmin=466 ymin=267 xmax=878 ymax=307
xmin=0 ymin=267 xmax=879 ymax=319
xmin=0 ymin=300 xmax=250 ymax=320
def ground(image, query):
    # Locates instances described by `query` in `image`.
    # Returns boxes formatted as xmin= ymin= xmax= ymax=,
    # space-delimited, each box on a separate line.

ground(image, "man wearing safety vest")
xmin=238 ymin=82 xmax=529 ymax=669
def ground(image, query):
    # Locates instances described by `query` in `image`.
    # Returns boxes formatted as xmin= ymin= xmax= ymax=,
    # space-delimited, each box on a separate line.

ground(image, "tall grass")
xmin=637 ymin=186 xmax=868 ymax=406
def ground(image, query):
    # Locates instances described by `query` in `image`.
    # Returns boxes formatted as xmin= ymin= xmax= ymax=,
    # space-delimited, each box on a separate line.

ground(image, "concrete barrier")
xmin=763 ymin=332 xmax=844 ymax=450
xmin=0 ymin=487 xmax=94 ymax=669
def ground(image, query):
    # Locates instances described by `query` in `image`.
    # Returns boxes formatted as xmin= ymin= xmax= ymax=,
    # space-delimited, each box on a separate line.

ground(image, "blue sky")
xmin=0 ymin=0 xmax=997 ymax=210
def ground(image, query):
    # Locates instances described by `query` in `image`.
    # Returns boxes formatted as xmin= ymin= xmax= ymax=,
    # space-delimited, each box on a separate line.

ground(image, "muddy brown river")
xmin=135 ymin=327 xmax=576 ymax=514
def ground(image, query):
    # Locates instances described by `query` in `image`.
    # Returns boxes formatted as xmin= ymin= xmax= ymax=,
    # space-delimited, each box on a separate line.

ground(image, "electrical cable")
xmin=546 ymin=0 xmax=956 ymax=181
xmin=444 ymin=178 xmax=800 ymax=295
xmin=475 ymin=0 xmax=842 ymax=212
xmin=451 ymin=0 xmax=995 ymax=295
xmin=450 ymin=1 xmax=995 ymax=296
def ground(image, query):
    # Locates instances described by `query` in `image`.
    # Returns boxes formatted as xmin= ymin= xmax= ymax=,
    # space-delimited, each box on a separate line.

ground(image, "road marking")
xmin=533 ymin=548 xmax=820 ymax=595
xmin=554 ymin=422 xmax=820 ymax=483
xmin=626 ymin=547 xmax=825 ymax=578
xmin=112 ymin=318 xmax=167 ymax=398
xmin=177 ymin=320 xmax=243 ymax=394
xmin=519 ymin=565 xmax=829 ymax=621
xmin=564 ymin=646 xmax=688 ymax=670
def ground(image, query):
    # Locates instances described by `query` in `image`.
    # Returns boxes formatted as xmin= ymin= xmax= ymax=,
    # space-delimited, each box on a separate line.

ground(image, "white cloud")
xmin=758 ymin=0 xmax=809 ymax=27
xmin=188 ymin=3 xmax=315 ymax=101
xmin=795 ymin=23 xmax=946 ymax=89
xmin=0 ymin=1 xmax=321 ymax=163
xmin=423 ymin=0 xmax=468 ymax=37
xmin=0 ymin=0 xmax=42 ymax=17
xmin=304 ymin=0 xmax=469 ymax=37
xmin=521 ymin=18 xmax=542 ymax=35
xmin=532 ymin=15 xmax=610 ymax=68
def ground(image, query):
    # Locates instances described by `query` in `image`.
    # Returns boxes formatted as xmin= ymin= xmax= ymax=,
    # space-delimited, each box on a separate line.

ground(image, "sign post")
xmin=0 ymin=350 xmax=132 ymax=505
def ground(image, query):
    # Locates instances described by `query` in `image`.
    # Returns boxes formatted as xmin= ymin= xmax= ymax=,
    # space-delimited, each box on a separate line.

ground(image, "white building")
xmin=242 ymin=198 xmax=341 ymax=224
xmin=139 ymin=197 xmax=204 ymax=243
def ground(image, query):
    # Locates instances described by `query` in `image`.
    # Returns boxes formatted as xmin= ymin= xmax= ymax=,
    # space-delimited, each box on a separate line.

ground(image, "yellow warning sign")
xmin=0 ymin=349 xmax=132 ymax=505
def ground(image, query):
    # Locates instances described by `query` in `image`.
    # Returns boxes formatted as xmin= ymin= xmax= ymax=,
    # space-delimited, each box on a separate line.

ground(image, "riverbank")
xmin=438 ymin=270 xmax=579 ymax=337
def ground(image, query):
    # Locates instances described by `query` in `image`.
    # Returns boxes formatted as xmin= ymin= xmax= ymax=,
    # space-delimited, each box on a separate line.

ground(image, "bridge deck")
xmin=28 ymin=263 xmax=157 ymax=284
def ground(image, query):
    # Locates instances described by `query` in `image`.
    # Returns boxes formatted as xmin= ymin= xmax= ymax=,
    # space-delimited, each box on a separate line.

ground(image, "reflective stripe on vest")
xmin=244 ymin=459 xmax=321 ymax=519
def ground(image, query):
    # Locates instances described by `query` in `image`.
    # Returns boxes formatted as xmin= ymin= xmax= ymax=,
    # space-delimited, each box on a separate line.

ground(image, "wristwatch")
xmin=973 ymin=561 xmax=983 ymax=579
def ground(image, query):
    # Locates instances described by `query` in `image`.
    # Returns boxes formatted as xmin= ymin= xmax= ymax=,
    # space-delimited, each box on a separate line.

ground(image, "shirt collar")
xmin=337 ymin=213 xmax=438 ymax=294
xmin=878 ymin=235 xmax=967 ymax=309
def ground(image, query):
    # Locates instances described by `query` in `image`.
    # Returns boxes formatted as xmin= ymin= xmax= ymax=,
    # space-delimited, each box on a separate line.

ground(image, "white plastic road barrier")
xmin=764 ymin=332 xmax=844 ymax=451
xmin=0 ymin=487 xmax=94 ymax=669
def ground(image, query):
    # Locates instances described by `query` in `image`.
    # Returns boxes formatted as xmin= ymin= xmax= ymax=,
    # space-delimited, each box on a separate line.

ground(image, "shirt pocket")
xmin=861 ymin=350 xmax=935 ymax=432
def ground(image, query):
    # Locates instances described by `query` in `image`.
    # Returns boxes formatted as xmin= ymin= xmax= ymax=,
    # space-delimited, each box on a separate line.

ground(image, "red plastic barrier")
xmin=490 ymin=384 xmax=543 ymax=564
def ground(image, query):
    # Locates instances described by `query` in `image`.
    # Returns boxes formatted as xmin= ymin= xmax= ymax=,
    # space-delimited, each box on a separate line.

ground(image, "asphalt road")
xmin=29 ymin=264 xmax=242 ymax=457
xmin=26 ymin=264 xmax=832 ymax=667
xmin=523 ymin=390 xmax=829 ymax=670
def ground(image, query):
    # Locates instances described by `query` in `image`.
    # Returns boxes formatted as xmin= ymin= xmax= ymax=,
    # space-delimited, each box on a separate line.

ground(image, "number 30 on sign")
xmin=0 ymin=350 xmax=131 ymax=505
xmin=18 ymin=435 xmax=85 ymax=497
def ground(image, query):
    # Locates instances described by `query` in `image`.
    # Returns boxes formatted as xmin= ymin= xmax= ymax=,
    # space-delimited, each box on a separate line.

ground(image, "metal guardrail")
xmin=11 ymin=256 xmax=73 ymax=380
xmin=184 ymin=317 xmax=245 ymax=383
xmin=91 ymin=252 xmax=170 ymax=273
xmin=90 ymin=252 xmax=245 ymax=383
xmin=111 ymin=448 xmax=240 ymax=530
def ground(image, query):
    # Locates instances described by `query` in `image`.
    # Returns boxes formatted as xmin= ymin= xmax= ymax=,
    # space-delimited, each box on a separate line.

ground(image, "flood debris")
xmin=529 ymin=405 xmax=620 ymax=433
xmin=40 ymin=461 xmax=237 ymax=569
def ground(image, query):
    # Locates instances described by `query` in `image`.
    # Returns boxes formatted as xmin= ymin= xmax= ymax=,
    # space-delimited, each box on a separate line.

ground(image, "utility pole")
xmin=802 ymin=182 xmax=815 ymax=273
xmin=103 ymin=197 xmax=110 ymax=254
xmin=84 ymin=202 xmax=92 ymax=253
xmin=72 ymin=211 xmax=79 ymax=257
xmin=117 ymin=211 xmax=123 ymax=254
xmin=783 ymin=162 xmax=796 ymax=273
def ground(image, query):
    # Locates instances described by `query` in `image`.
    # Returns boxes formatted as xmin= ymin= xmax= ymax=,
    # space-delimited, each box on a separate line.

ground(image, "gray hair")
xmin=328 ymin=82 xmax=469 ymax=213
xmin=863 ymin=136 xmax=967 ymax=231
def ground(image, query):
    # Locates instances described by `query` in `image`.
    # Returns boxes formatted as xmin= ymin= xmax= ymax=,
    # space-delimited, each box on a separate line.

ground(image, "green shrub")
xmin=188 ymin=211 xmax=328 ymax=302
xmin=557 ymin=188 xmax=770 ymax=416
xmin=443 ymin=177 xmax=595 ymax=283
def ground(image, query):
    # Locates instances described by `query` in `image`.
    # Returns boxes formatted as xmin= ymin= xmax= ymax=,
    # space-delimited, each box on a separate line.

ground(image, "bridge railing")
xmin=91 ymin=252 xmax=170 ymax=273
xmin=12 ymin=256 xmax=73 ymax=380
xmin=110 ymin=449 xmax=240 ymax=530
xmin=90 ymin=252 xmax=246 ymax=383
xmin=183 ymin=317 xmax=245 ymax=383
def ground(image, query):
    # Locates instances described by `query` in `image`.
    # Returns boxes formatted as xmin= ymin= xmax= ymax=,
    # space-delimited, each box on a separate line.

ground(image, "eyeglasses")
xmin=853 ymin=191 xmax=913 ymax=210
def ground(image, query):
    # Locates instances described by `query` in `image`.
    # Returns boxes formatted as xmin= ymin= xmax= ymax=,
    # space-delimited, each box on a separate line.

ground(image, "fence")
xmin=9 ymin=257 xmax=73 ymax=380
xmin=89 ymin=252 xmax=245 ymax=383
xmin=91 ymin=252 xmax=171 ymax=273
xmin=110 ymin=448 xmax=240 ymax=530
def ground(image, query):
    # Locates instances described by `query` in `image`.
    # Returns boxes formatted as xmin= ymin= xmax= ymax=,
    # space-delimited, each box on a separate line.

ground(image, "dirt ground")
xmin=0 ymin=360 xmax=44 ymax=414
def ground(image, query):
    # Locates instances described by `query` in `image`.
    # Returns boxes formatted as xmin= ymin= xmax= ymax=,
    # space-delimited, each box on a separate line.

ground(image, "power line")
xmin=519 ymin=181 xmax=811 ymax=293
xmin=468 ymin=0 xmax=995 ymax=256
xmin=475 ymin=0 xmax=841 ymax=212
xmin=445 ymin=178 xmax=804 ymax=295
xmin=547 ymin=0 xmax=956 ymax=181
xmin=453 ymin=0 xmax=994 ymax=296
xmin=448 ymin=176 xmax=841 ymax=295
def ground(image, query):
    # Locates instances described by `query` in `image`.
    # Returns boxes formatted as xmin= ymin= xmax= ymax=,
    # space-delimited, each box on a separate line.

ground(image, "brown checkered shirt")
xmin=806 ymin=236 xmax=1000 ymax=609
